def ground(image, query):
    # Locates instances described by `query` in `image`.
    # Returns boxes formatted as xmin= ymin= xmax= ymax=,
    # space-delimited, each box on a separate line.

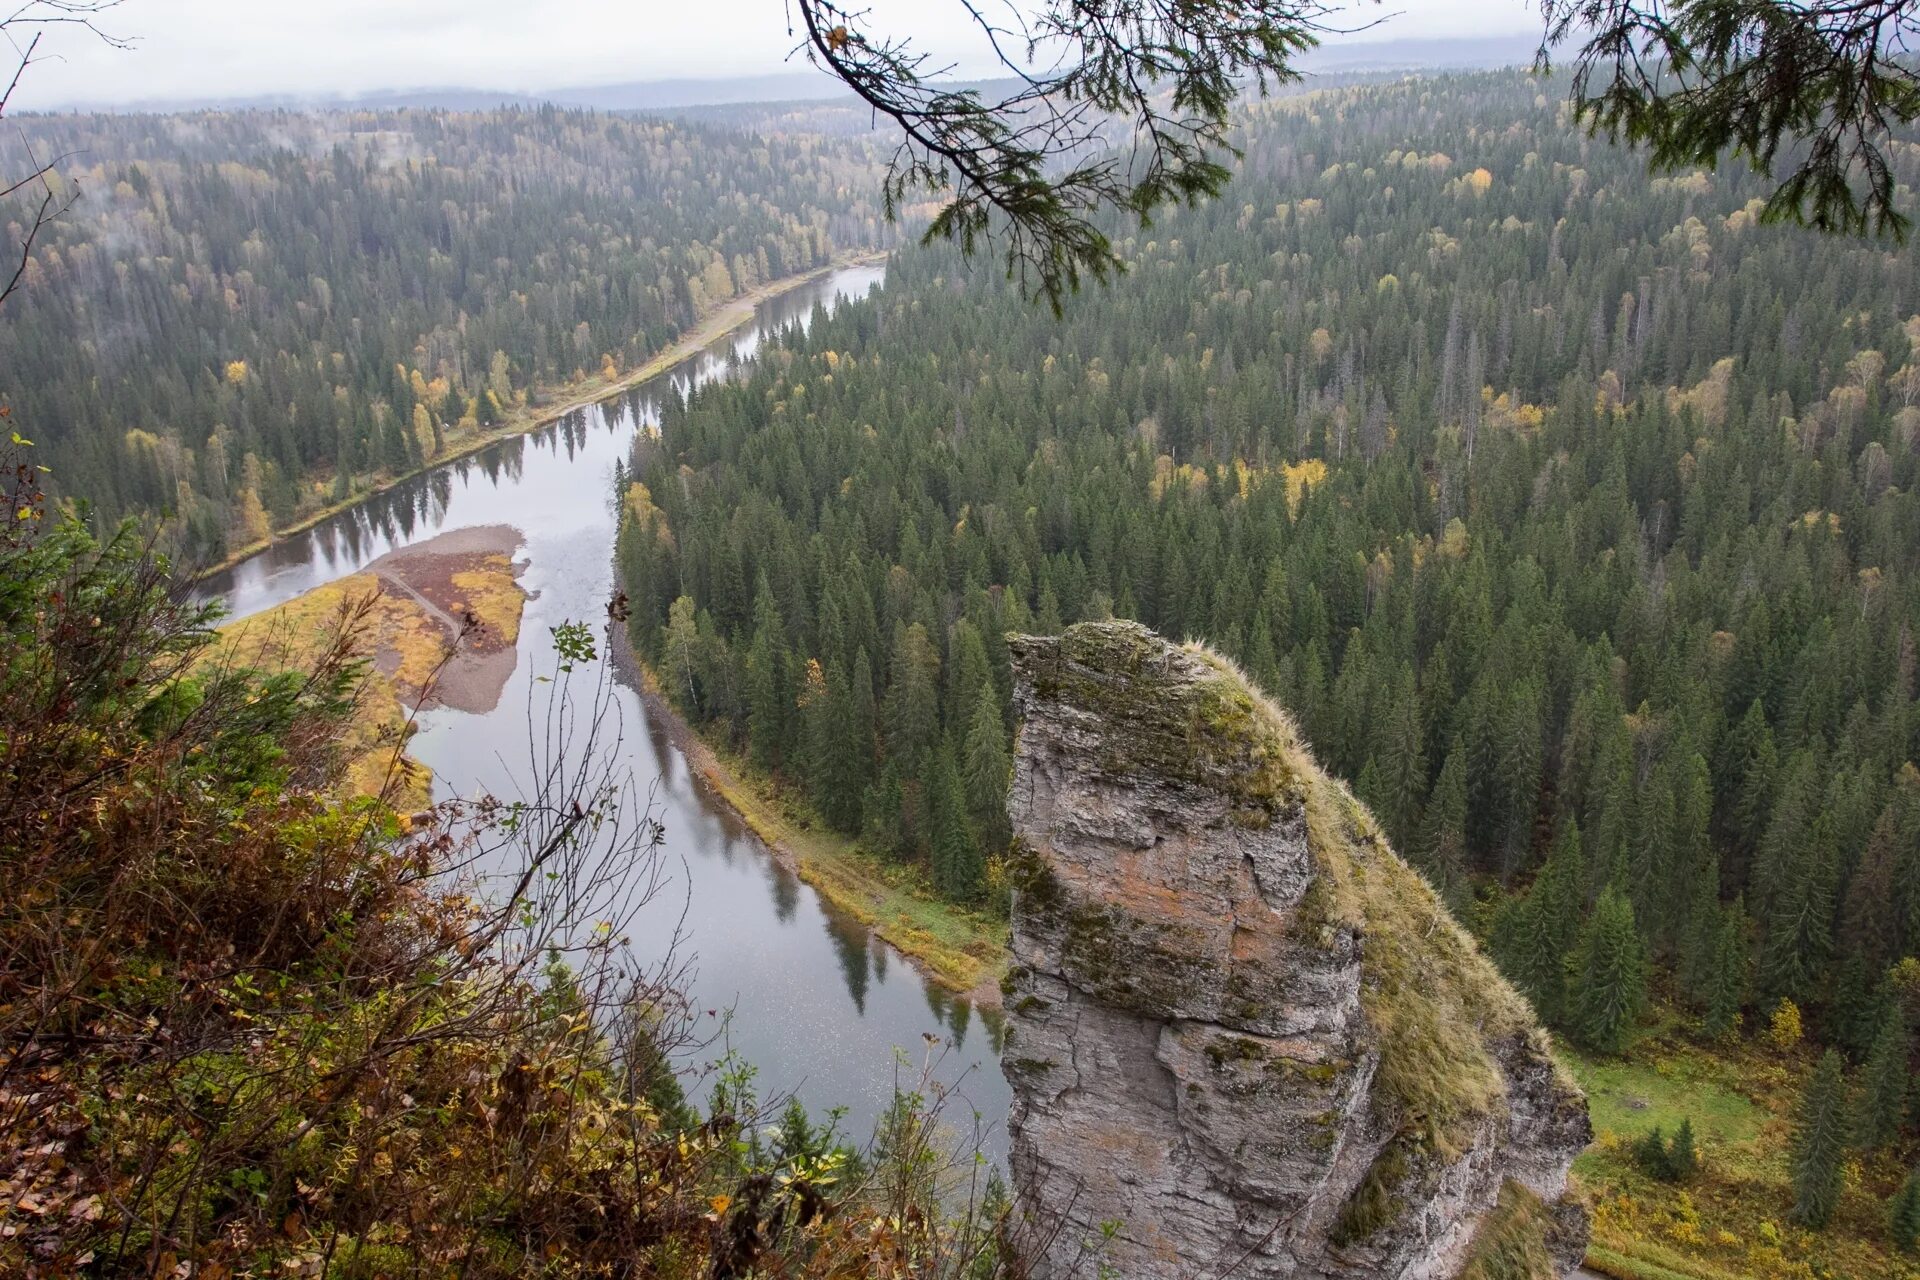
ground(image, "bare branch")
xmin=0 ymin=2 xmax=123 ymax=312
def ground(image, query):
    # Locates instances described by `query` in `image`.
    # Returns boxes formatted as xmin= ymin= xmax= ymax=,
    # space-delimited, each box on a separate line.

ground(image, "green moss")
xmin=1204 ymin=1036 xmax=1269 ymax=1069
xmin=1017 ymin=626 xmax=1307 ymax=815
xmin=1007 ymin=838 xmax=1063 ymax=915
xmin=329 ymin=1241 xmax=417 ymax=1280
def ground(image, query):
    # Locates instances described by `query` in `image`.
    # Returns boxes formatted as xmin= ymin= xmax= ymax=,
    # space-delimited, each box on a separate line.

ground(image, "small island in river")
xmin=213 ymin=525 xmax=529 ymax=806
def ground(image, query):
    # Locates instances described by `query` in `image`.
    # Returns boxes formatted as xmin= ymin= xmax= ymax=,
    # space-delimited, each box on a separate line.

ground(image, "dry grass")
xmin=212 ymin=575 xmax=433 ymax=807
xmin=448 ymin=555 xmax=525 ymax=642
xmin=1459 ymin=1181 xmax=1562 ymax=1280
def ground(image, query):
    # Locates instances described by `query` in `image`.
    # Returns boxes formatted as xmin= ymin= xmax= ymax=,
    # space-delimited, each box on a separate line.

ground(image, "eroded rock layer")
xmin=1003 ymin=621 xmax=1591 ymax=1280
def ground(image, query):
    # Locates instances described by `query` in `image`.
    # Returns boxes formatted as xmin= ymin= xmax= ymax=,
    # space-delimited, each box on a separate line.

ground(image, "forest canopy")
xmin=622 ymin=69 xmax=1920 ymax=1063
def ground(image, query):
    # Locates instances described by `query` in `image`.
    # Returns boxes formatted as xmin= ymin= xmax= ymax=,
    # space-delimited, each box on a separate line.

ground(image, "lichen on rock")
xmin=1003 ymin=620 xmax=1591 ymax=1280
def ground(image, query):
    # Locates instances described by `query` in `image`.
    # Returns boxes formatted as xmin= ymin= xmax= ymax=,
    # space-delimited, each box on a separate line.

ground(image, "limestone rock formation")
xmin=1002 ymin=621 xmax=1591 ymax=1280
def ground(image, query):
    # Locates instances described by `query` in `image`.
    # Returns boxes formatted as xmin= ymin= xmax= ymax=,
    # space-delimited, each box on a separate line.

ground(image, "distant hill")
xmin=43 ymin=70 xmax=851 ymax=115
xmin=1299 ymin=32 xmax=1541 ymax=71
xmin=44 ymin=33 xmax=1542 ymax=116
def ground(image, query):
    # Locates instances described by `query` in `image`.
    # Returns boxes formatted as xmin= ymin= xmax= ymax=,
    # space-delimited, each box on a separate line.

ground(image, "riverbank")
xmin=214 ymin=524 xmax=528 ymax=806
xmin=198 ymin=253 xmax=886 ymax=579
xmin=631 ymin=669 xmax=1010 ymax=1007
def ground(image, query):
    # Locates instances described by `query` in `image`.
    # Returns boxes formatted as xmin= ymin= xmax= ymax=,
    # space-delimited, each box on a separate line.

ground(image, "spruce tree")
xmin=1891 ymin=1170 xmax=1920 ymax=1254
xmin=816 ymin=662 xmax=867 ymax=830
xmin=962 ymin=696 xmax=1011 ymax=854
xmin=1568 ymin=884 xmax=1648 ymax=1054
xmin=848 ymin=647 xmax=878 ymax=797
xmin=1498 ymin=883 xmax=1564 ymax=1027
xmin=929 ymin=742 xmax=982 ymax=901
xmin=1499 ymin=821 xmax=1588 ymax=1027
xmin=803 ymin=659 xmax=848 ymax=829
xmin=1790 ymin=1049 xmax=1849 ymax=1229
xmin=1669 ymin=1117 xmax=1699 ymax=1183
xmin=1703 ymin=899 xmax=1751 ymax=1040
xmin=1374 ymin=671 xmax=1427 ymax=854
xmin=1634 ymin=1125 xmax=1674 ymax=1181
xmin=884 ymin=623 xmax=942 ymax=772
xmin=745 ymin=578 xmax=790 ymax=773
xmin=1759 ymin=810 xmax=1838 ymax=1008
xmin=1855 ymin=1009 xmax=1910 ymax=1151
xmin=1417 ymin=741 xmax=1469 ymax=907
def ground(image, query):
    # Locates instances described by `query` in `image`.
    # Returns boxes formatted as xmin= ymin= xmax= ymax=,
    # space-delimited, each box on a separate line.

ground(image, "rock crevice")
xmin=1004 ymin=621 xmax=1591 ymax=1280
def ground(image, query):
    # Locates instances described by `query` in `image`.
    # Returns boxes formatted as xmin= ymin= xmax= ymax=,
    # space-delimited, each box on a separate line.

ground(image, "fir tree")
xmin=1703 ymin=899 xmax=1751 ymax=1040
xmin=1790 ymin=1049 xmax=1849 ymax=1230
xmin=1568 ymin=884 xmax=1648 ymax=1054
xmin=1891 ymin=1171 xmax=1920 ymax=1254
xmin=1856 ymin=1009 xmax=1911 ymax=1151
xmin=962 ymin=696 xmax=1011 ymax=854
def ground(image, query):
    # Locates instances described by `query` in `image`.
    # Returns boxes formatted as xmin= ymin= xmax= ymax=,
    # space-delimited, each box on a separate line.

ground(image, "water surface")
xmin=200 ymin=264 xmax=1011 ymax=1159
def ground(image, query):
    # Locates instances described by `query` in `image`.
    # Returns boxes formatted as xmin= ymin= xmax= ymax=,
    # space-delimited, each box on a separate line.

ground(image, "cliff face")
xmin=1003 ymin=622 xmax=1591 ymax=1280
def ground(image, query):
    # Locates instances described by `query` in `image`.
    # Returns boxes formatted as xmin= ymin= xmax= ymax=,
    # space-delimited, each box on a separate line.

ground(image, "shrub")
xmin=1768 ymin=999 xmax=1805 ymax=1049
xmin=1634 ymin=1118 xmax=1701 ymax=1184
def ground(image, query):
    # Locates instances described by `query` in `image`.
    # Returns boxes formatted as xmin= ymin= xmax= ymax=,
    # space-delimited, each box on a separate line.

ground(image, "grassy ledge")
xmin=631 ymin=667 xmax=1009 ymax=1005
xmin=197 ymin=253 xmax=885 ymax=579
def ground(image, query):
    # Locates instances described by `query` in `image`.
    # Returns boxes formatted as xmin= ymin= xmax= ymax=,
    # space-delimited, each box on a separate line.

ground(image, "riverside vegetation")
xmin=617 ymin=69 xmax=1920 ymax=1279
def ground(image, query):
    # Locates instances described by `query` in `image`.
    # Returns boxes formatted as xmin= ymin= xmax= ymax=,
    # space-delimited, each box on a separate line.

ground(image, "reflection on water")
xmin=198 ymin=263 xmax=1011 ymax=1162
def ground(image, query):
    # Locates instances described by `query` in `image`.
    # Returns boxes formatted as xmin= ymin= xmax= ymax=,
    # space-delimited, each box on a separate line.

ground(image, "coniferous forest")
xmin=0 ymin=109 xmax=885 ymax=556
xmin=622 ymin=69 xmax=1920 ymax=1069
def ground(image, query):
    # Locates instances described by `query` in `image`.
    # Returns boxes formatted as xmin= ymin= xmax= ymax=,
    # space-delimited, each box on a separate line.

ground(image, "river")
xmin=198 ymin=262 xmax=1013 ymax=1163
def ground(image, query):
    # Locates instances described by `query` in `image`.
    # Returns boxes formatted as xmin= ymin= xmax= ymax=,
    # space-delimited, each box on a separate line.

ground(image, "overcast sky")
xmin=9 ymin=0 xmax=1541 ymax=109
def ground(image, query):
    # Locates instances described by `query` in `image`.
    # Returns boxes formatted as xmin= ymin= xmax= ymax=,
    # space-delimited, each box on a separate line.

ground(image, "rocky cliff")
xmin=1002 ymin=621 xmax=1591 ymax=1280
